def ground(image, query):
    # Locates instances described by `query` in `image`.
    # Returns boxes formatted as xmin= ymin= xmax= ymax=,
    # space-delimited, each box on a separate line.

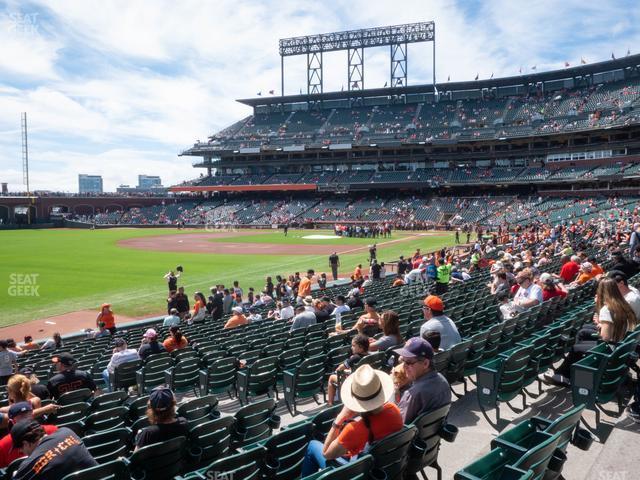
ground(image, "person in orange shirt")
xmin=20 ymin=336 xmax=39 ymax=351
xmin=572 ymin=262 xmax=596 ymax=286
xmin=296 ymin=269 xmax=314 ymax=303
xmin=353 ymin=264 xmax=363 ymax=280
xmin=300 ymin=364 xmax=402 ymax=475
xmin=224 ymin=307 xmax=248 ymax=330
xmin=96 ymin=303 xmax=116 ymax=335
xmin=163 ymin=326 xmax=189 ymax=353
xmin=588 ymin=256 xmax=604 ymax=277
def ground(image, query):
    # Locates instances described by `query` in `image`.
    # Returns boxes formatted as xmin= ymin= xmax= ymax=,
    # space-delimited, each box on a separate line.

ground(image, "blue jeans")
xmin=301 ymin=440 xmax=327 ymax=477
xmin=300 ymin=440 xmax=350 ymax=477
xmin=102 ymin=369 xmax=111 ymax=392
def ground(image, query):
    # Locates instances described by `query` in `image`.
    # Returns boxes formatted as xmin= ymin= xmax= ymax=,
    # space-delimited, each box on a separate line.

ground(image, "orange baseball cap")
xmin=423 ymin=295 xmax=444 ymax=311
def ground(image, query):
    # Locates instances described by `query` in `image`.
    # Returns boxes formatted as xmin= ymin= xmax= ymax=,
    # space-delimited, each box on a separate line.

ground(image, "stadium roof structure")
xmin=238 ymin=53 xmax=640 ymax=108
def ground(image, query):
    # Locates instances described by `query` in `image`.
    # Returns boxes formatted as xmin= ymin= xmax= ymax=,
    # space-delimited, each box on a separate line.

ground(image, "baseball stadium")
xmin=1 ymin=12 xmax=640 ymax=480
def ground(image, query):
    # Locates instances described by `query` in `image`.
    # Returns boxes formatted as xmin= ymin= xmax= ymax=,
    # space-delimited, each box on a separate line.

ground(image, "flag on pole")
xmin=384 ymin=81 xmax=388 ymax=87
xmin=581 ymin=57 xmax=586 ymax=64
xmin=341 ymin=85 xmax=344 ymax=91
xmin=256 ymin=91 xmax=262 ymax=96
xmin=447 ymin=75 xmax=450 ymax=82
xmin=564 ymin=61 xmax=570 ymax=67
xmin=490 ymin=72 xmax=494 ymax=79
xmin=268 ymin=90 xmax=274 ymax=95
xmin=519 ymin=66 xmax=522 ymax=74
xmin=627 ymin=49 xmax=631 ymax=56
xmin=611 ymin=52 xmax=616 ymax=60
xmin=474 ymin=73 xmax=479 ymax=80
xmin=531 ymin=65 xmax=537 ymax=70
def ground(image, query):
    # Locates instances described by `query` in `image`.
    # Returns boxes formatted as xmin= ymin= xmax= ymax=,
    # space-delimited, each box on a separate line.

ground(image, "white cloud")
xmin=0 ymin=0 xmax=638 ymax=192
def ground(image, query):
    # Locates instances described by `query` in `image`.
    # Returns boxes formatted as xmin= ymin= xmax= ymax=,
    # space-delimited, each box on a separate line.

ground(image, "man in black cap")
xmin=135 ymin=388 xmax=188 ymax=450
xmin=11 ymin=421 xmax=97 ymax=479
xmin=46 ymin=353 xmax=97 ymax=400
xmin=0 ymin=402 xmax=58 ymax=468
xmin=394 ymin=338 xmax=451 ymax=423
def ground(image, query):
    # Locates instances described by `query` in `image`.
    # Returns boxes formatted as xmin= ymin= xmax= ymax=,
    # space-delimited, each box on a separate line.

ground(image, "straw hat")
xmin=340 ymin=364 xmax=394 ymax=413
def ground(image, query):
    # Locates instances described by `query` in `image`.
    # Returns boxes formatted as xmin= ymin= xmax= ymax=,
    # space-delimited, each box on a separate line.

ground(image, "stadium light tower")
xmin=279 ymin=21 xmax=436 ymax=95
xmin=21 ymin=112 xmax=30 ymax=194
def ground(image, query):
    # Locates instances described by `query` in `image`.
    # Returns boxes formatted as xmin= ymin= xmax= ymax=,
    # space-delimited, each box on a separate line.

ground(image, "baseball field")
xmin=1 ymin=227 xmax=457 ymax=331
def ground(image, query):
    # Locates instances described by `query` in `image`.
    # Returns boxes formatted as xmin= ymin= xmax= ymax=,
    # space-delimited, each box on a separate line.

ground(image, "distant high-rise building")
xmin=138 ymin=175 xmax=162 ymax=189
xmin=78 ymin=174 xmax=103 ymax=194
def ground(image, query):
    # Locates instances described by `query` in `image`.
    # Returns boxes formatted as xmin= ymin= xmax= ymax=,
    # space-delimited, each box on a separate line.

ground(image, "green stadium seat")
xmin=82 ymin=427 xmax=133 ymax=463
xmin=125 ymin=435 xmax=187 ymax=480
xmin=283 ymin=355 xmax=326 ymax=415
xmin=187 ymin=416 xmax=236 ymax=469
xmin=136 ymin=355 xmax=173 ymax=393
xmin=198 ymin=356 xmax=238 ymax=399
xmin=236 ymin=355 xmax=279 ymax=406
xmin=60 ymin=459 xmax=131 ymax=480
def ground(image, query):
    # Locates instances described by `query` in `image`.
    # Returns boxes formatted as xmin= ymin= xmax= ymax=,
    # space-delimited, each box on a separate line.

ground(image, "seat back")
xmin=177 ymin=395 xmax=220 ymax=426
xmin=84 ymin=406 xmax=128 ymax=434
xmin=293 ymin=355 xmax=326 ymax=396
xmin=171 ymin=358 xmax=201 ymax=391
xmin=369 ymin=425 xmax=417 ymax=480
xmin=82 ymin=427 xmax=132 ymax=463
xmin=233 ymin=398 xmax=278 ymax=448
xmin=90 ymin=391 xmax=128 ymax=412
xmin=189 ymin=416 xmax=236 ymax=467
xmin=113 ymin=360 xmax=143 ymax=390
xmin=264 ymin=422 xmax=313 ymax=480
xmin=138 ymin=356 xmax=173 ymax=392
xmin=513 ymin=432 xmax=560 ymax=480
xmin=314 ymin=454 xmax=374 ymax=480
xmin=60 ymin=458 xmax=131 ymax=480
xmin=51 ymin=402 xmax=90 ymax=425
xmin=498 ymin=345 xmax=533 ymax=397
xmin=127 ymin=435 xmax=186 ymax=480
xmin=245 ymin=356 xmax=279 ymax=395
xmin=543 ymin=404 xmax=585 ymax=452
xmin=57 ymin=388 xmax=92 ymax=406
xmin=199 ymin=446 xmax=266 ymax=480
xmin=202 ymin=357 xmax=237 ymax=396
xmin=311 ymin=404 xmax=343 ymax=441
xmin=410 ymin=403 xmax=451 ymax=470
xmin=445 ymin=339 xmax=472 ymax=383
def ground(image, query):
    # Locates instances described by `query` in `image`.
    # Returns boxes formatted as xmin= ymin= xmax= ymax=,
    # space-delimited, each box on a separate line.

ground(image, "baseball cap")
xmin=8 ymin=402 xmax=33 ymax=420
xmin=539 ymin=273 xmax=553 ymax=284
xmin=51 ymin=352 xmax=75 ymax=366
xmin=423 ymin=295 xmax=444 ymax=311
xmin=232 ymin=306 xmax=243 ymax=314
xmin=18 ymin=367 xmax=34 ymax=376
xmin=581 ymin=262 xmax=593 ymax=271
xmin=11 ymin=420 xmax=40 ymax=448
xmin=394 ymin=337 xmax=434 ymax=360
xmin=143 ymin=329 xmax=157 ymax=339
xmin=149 ymin=388 xmax=174 ymax=411
xmin=113 ymin=338 xmax=127 ymax=348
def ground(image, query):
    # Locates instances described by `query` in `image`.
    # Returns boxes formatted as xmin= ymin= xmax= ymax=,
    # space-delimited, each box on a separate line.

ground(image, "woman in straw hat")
xmin=300 ymin=364 xmax=403 ymax=476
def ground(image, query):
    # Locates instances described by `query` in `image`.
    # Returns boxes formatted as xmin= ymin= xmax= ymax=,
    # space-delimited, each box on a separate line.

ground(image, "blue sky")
xmin=0 ymin=0 xmax=638 ymax=192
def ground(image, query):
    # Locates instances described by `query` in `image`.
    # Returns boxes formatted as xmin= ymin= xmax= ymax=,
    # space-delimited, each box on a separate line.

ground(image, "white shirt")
xmin=333 ymin=304 xmax=351 ymax=325
xmin=107 ymin=348 xmax=140 ymax=373
xmin=514 ymin=283 xmax=543 ymax=307
xmin=279 ymin=306 xmax=295 ymax=320
xmin=624 ymin=287 xmax=640 ymax=320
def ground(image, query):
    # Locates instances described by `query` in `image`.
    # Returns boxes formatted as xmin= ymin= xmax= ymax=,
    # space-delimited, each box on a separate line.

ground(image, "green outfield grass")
xmin=0 ymin=228 xmax=456 ymax=327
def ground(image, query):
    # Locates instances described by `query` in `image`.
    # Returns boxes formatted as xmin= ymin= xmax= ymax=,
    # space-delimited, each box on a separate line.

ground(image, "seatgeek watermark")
xmin=5 ymin=11 xmax=40 ymax=36
xmin=8 ymin=274 xmax=40 ymax=297
xmin=205 ymin=472 xmax=233 ymax=480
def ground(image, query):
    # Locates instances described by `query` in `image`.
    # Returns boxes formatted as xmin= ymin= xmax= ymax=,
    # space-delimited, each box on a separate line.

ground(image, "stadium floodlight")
xmin=278 ymin=22 xmax=436 ymax=95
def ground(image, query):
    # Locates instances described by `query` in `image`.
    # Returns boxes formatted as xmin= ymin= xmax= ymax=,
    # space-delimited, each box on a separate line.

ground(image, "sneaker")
xmin=541 ymin=372 xmax=570 ymax=387
xmin=628 ymin=402 xmax=640 ymax=422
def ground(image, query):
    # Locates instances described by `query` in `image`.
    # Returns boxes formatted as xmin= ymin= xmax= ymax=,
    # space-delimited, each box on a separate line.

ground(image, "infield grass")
xmin=1 ymin=228 xmax=456 ymax=327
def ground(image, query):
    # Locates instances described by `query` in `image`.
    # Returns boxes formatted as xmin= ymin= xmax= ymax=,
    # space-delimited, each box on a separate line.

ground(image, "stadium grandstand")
xmin=3 ymin=20 xmax=640 ymax=480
